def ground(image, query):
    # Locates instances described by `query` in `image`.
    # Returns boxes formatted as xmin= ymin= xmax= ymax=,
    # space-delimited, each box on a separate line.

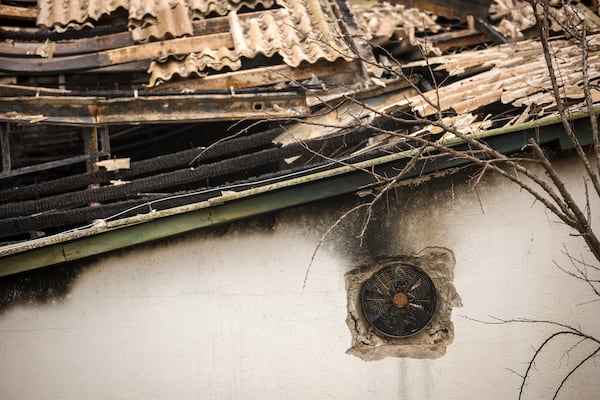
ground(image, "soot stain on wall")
xmin=0 ymin=214 xmax=280 ymax=315
xmin=0 ymin=167 xmax=468 ymax=318
xmin=0 ymin=258 xmax=94 ymax=315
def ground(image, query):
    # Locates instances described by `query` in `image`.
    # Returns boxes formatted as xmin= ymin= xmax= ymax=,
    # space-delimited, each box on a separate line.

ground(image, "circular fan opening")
xmin=361 ymin=263 xmax=437 ymax=338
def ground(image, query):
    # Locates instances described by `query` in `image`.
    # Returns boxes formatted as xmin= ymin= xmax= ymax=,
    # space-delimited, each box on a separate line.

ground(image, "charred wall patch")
xmin=0 ymin=258 xmax=93 ymax=314
xmin=345 ymin=247 xmax=462 ymax=361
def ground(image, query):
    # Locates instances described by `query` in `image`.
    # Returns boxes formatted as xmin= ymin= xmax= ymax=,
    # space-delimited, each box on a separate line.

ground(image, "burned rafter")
xmin=0 ymin=34 xmax=233 ymax=73
xmin=0 ymin=126 xmax=286 ymax=200
xmin=390 ymin=0 xmax=493 ymax=21
xmin=0 ymin=124 xmax=419 ymax=239
xmin=0 ymin=91 xmax=309 ymax=125
xmin=0 ymin=9 xmax=271 ymax=58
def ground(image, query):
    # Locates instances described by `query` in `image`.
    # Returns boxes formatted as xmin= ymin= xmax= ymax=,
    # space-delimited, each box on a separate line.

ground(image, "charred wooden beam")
xmin=474 ymin=18 xmax=507 ymax=44
xmin=0 ymin=152 xmax=105 ymax=179
xmin=0 ymin=23 xmax=128 ymax=41
xmin=0 ymin=92 xmax=309 ymax=125
xmin=0 ymin=83 xmax=72 ymax=96
xmin=331 ymin=0 xmax=381 ymax=78
xmin=391 ymin=0 xmax=493 ymax=21
xmin=155 ymin=59 xmax=359 ymax=91
xmin=0 ymin=33 xmax=233 ymax=74
xmin=1 ymin=125 xmax=10 ymax=173
xmin=433 ymin=30 xmax=491 ymax=51
xmin=0 ymin=31 xmax=135 ymax=57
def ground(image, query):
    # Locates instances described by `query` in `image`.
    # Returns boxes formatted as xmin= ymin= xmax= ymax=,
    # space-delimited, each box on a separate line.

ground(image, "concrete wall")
xmin=1 ymin=152 xmax=599 ymax=399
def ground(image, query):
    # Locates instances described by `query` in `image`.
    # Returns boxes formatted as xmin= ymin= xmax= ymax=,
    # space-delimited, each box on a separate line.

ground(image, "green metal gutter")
xmin=0 ymin=109 xmax=596 ymax=277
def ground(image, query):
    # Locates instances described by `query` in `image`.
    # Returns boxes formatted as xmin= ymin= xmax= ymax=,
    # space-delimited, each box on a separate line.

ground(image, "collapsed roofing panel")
xmin=3 ymin=0 xmax=362 ymax=94
xmin=1 ymin=0 xmax=599 ymax=252
xmin=147 ymin=2 xmax=356 ymax=87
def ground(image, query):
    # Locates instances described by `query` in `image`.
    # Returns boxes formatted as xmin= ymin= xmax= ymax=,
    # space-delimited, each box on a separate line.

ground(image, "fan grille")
xmin=361 ymin=263 xmax=437 ymax=338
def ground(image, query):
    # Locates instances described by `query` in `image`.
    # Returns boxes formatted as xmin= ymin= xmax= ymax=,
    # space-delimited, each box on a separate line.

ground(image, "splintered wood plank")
xmin=95 ymin=158 xmax=131 ymax=171
xmin=0 ymin=33 xmax=233 ymax=73
xmin=452 ymin=89 xmax=503 ymax=114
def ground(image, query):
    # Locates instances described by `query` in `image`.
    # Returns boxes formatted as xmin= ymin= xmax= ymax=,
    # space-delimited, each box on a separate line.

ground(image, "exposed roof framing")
xmin=0 ymin=111 xmax=595 ymax=276
xmin=1 ymin=0 xmax=600 ymax=275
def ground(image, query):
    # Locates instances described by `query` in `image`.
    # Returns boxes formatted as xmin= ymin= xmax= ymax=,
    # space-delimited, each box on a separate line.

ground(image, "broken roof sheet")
xmin=1 ymin=0 xmax=600 ymax=257
xmin=403 ymin=34 xmax=600 ymax=118
xmin=37 ymin=0 xmax=275 ymax=38
xmin=489 ymin=0 xmax=600 ymax=39
xmin=7 ymin=0 xmax=360 ymax=93
xmin=351 ymin=2 xmax=441 ymax=42
xmin=147 ymin=2 xmax=355 ymax=87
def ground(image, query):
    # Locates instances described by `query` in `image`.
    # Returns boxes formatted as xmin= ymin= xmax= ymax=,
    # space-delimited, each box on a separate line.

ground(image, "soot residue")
xmin=0 ymin=259 xmax=92 ymax=314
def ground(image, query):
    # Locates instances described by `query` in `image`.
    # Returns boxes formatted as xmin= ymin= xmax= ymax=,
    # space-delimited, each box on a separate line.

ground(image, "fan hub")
xmin=392 ymin=292 xmax=408 ymax=309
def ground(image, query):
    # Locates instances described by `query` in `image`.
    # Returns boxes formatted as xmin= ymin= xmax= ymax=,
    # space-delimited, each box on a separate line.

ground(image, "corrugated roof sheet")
xmin=188 ymin=0 xmax=276 ymax=18
xmin=352 ymin=2 xmax=441 ymax=42
xmin=37 ymin=0 xmax=128 ymax=31
xmin=398 ymin=32 xmax=600 ymax=126
xmin=489 ymin=0 xmax=600 ymax=39
xmin=350 ymin=1 xmax=471 ymax=57
xmin=36 ymin=0 xmax=356 ymax=86
xmin=38 ymin=0 xmax=278 ymax=39
xmin=147 ymin=48 xmax=241 ymax=86
xmin=128 ymin=0 xmax=194 ymax=42
xmin=146 ymin=0 xmax=355 ymax=87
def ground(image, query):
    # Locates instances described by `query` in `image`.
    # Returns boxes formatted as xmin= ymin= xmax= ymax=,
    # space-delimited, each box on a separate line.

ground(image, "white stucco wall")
xmin=1 ymin=152 xmax=599 ymax=399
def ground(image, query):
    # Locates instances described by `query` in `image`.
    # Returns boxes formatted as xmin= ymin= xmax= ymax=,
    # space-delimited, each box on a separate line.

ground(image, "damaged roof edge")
xmin=0 ymin=111 xmax=596 ymax=277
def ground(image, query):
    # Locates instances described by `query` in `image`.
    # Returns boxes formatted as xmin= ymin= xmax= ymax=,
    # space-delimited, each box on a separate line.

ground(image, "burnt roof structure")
xmin=0 ymin=0 xmax=599 ymax=275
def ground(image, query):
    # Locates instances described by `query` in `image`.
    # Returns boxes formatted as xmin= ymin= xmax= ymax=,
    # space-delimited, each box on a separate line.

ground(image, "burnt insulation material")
xmin=0 ymin=169 xmax=112 ymax=203
xmin=0 ymin=140 xmax=415 ymax=238
xmin=0 ymin=125 xmax=376 ymax=218
xmin=0 ymin=125 xmax=387 ymax=241
xmin=0 ymin=176 xmax=260 ymax=237
xmin=0 ymin=199 xmax=147 ymax=238
xmin=0 ymin=126 xmax=284 ymax=203
xmin=0 ymin=147 xmax=287 ymax=219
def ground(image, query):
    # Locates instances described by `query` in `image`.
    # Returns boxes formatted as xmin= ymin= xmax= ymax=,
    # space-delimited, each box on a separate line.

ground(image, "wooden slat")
xmin=0 ymin=10 xmax=274 ymax=58
xmin=0 ymin=31 xmax=135 ymax=57
xmin=0 ymin=33 xmax=233 ymax=73
xmin=1 ymin=126 xmax=10 ymax=173
xmin=0 ymin=4 xmax=38 ymax=20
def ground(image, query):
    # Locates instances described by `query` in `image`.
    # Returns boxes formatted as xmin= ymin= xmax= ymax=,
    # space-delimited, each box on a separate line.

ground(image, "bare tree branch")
xmin=552 ymin=346 xmax=600 ymax=400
